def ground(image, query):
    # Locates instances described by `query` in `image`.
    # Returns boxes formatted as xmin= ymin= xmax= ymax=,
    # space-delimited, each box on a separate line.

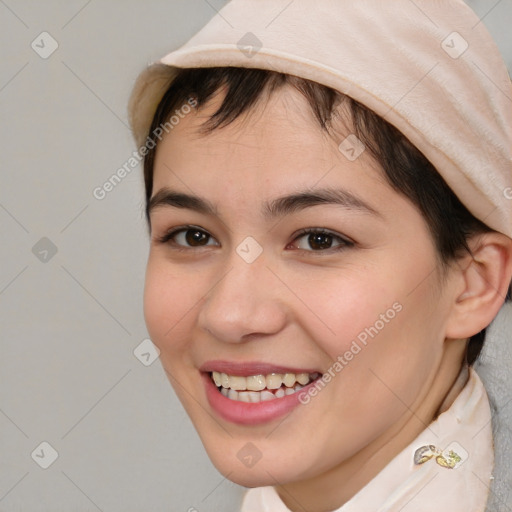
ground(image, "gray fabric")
xmin=476 ymin=302 xmax=512 ymax=511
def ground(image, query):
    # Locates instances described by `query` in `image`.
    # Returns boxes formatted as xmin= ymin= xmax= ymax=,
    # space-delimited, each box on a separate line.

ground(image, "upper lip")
xmin=199 ymin=360 xmax=321 ymax=376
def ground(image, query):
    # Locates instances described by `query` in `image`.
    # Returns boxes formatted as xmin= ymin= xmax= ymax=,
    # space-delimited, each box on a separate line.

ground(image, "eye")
xmin=156 ymin=225 xmax=353 ymax=253
xmin=156 ymin=225 xmax=219 ymax=248
xmin=289 ymin=228 xmax=353 ymax=252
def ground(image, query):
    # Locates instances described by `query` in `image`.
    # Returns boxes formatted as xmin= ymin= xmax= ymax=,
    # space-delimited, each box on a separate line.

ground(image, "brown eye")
xmin=183 ymin=229 xmax=210 ymax=246
xmin=291 ymin=229 xmax=353 ymax=252
xmin=307 ymin=232 xmax=334 ymax=250
xmin=157 ymin=226 xmax=219 ymax=248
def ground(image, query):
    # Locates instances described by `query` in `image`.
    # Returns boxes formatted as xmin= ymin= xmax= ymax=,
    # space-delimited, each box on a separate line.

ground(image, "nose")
xmin=196 ymin=250 xmax=288 ymax=343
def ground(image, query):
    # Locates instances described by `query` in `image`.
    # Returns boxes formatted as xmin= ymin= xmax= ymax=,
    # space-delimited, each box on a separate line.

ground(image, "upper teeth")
xmin=211 ymin=371 xmax=316 ymax=391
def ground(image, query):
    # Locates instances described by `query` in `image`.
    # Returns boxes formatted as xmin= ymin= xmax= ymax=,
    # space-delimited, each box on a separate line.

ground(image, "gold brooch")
xmin=414 ymin=444 xmax=462 ymax=469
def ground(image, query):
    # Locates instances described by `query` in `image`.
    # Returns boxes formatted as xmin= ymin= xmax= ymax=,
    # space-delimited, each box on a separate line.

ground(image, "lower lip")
xmin=202 ymin=372 xmax=317 ymax=425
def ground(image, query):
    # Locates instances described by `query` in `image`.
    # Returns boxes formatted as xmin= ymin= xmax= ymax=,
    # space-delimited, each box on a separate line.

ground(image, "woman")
xmin=128 ymin=1 xmax=512 ymax=510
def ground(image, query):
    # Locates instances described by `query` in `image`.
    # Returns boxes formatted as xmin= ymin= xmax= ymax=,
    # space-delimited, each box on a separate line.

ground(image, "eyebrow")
xmin=147 ymin=186 xmax=379 ymax=221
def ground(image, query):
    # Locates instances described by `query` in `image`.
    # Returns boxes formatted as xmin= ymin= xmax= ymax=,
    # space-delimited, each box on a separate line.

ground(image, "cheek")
xmin=143 ymin=258 xmax=198 ymax=355
xmin=285 ymin=265 xmax=398 ymax=360
xmin=315 ymin=247 xmax=440 ymax=354
xmin=288 ymin=256 xmax=441 ymax=414
xmin=143 ymin=259 xmax=206 ymax=415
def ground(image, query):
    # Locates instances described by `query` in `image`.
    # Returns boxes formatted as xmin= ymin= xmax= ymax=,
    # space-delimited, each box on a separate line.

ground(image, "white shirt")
xmin=241 ymin=367 xmax=493 ymax=512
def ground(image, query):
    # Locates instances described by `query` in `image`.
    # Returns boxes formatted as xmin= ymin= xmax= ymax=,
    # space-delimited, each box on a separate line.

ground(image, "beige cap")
xmin=128 ymin=0 xmax=512 ymax=237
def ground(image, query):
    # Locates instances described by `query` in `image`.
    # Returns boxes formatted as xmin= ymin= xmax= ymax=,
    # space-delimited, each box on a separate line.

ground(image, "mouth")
xmin=210 ymin=371 xmax=321 ymax=402
xmin=200 ymin=361 xmax=324 ymax=424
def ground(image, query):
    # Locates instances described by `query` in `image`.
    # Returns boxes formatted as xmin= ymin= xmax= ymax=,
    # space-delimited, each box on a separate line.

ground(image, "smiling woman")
xmin=127 ymin=1 xmax=512 ymax=511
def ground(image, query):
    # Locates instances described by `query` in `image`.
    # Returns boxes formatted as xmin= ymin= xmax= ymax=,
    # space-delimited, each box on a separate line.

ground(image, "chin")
xmin=204 ymin=443 xmax=306 ymax=488
xmin=218 ymin=462 xmax=287 ymax=488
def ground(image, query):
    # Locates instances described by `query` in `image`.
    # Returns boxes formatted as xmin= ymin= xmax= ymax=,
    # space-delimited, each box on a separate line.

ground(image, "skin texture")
xmin=143 ymin=85 xmax=512 ymax=512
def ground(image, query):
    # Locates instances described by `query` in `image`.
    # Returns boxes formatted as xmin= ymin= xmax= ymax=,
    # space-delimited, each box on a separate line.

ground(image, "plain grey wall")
xmin=0 ymin=1 xmax=510 ymax=511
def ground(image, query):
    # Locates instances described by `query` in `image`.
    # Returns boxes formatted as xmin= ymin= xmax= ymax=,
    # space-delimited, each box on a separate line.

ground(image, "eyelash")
xmin=155 ymin=225 xmax=354 ymax=254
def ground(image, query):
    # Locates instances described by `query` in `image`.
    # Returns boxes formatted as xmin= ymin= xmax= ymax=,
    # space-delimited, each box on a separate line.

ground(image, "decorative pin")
xmin=413 ymin=445 xmax=437 ymax=465
xmin=414 ymin=444 xmax=462 ymax=469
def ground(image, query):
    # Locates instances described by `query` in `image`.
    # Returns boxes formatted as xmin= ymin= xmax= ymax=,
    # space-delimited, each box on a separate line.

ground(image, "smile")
xmin=201 ymin=361 xmax=324 ymax=424
xmin=210 ymin=371 xmax=321 ymax=402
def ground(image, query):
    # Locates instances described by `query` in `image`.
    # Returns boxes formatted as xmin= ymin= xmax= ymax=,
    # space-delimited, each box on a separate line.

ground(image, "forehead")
xmin=152 ymin=85 xmax=384 ymax=195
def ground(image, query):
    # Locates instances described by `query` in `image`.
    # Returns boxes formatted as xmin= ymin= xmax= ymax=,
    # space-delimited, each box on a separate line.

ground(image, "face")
xmin=143 ymin=85 xmax=458 ymax=488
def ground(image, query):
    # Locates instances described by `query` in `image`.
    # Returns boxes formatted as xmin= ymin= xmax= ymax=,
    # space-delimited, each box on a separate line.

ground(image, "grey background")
xmin=0 ymin=1 xmax=510 ymax=511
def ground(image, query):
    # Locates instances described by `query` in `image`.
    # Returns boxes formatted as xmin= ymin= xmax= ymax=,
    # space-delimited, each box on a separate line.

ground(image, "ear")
xmin=445 ymin=232 xmax=512 ymax=339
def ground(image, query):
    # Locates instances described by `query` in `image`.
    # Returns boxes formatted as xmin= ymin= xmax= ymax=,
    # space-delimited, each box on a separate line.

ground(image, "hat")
xmin=128 ymin=0 xmax=512 ymax=239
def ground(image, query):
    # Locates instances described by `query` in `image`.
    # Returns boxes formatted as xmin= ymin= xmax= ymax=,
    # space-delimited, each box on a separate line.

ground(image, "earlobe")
xmin=445 ymin=232 xmax=512 ymax=339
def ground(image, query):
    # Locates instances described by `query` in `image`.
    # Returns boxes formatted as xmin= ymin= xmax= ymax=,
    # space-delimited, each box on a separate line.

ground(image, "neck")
xmin=275 ymin=340 xmax=469 ymax=512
